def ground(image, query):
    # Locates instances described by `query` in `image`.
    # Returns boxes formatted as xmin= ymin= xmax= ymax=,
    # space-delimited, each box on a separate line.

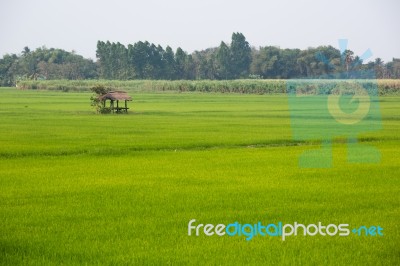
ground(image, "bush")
xmin=99 ymin=107 xmax=111 ymax=114
xmin=90 ymin=85 xmax=113 ymax=114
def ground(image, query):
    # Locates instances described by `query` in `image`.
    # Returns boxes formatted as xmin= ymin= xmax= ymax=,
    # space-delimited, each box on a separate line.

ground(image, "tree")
xmin=90 ymin=85 xmax=112 ymax=113
xmin=216 ymin=41 xmax=231 ymax=79
xmin=184 ymin=54 xmax=196 ymax=80
xmin=22 ymin=46 xmax=30 ymax=57
xmin=164 ymin=46 xmax=176 ymax=79
xmin=276 ymin=48 xmax=301 ymax=78
xmin=175 ymin=47 xmax=187 ymax=79
xmin=374 ymin=58 xmax=385 ymax=78
xmin=343 ymin=49 xmax=354 ymax=75
xmin=4 ymin=35 xmax=398 ymax=82
xmin=96 ymin=41 xmax=112 ymax=78
xmin=0 ymin=54 xmax=18 ymax=86
xmin=386 ymin=58 xmax=400 ymax=78
xmin=230 ymin=32 xmax=251 ymax=78
xmin=251 ymin=46 xmax=279 ymax=78
xmin=129 ymin=41 xmax=149 ymax=79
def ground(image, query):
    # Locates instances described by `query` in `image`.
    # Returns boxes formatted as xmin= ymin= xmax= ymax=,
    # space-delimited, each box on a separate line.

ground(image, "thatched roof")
xmin=100 ymin=91 xmax=132 ymax=101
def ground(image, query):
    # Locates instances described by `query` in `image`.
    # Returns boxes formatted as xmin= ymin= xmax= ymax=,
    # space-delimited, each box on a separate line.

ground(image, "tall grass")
xmin=16 ymin=79 xmax=287 ymax=94
xmin=17 ymin=79 xmax=400 ymax=95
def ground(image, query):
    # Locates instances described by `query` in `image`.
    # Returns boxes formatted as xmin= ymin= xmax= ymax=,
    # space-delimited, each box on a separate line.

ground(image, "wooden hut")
xmin=100 ymin=91 xmax=132 ymax=113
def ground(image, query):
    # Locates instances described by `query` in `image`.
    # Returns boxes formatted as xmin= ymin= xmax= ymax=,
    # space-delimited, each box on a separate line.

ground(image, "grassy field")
xmin=0 ymin=88 xmax=399 ymax=265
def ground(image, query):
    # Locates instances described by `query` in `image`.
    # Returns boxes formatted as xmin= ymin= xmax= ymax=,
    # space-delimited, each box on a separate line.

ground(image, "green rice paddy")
xmin=0 ymin=88 xmax=399 ymax=265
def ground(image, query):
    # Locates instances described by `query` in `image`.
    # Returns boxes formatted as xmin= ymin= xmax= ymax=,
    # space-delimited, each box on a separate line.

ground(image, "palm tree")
xmin=21 ymin=46 xmax=30 ymax=57
xmin=343 ymin=49 xmax=354 ymax=74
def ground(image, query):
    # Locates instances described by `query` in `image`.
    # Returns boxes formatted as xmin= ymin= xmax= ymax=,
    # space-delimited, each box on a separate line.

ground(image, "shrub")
xmin=99 ymin=107 xmax=111 ymax=114
xmin=90 ymin=85 xmax=112 ymax=113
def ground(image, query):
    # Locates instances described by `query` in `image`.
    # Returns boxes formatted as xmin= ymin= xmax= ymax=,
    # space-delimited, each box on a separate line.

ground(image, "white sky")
xmin=0 ymin=0 xmax=399 ymax=62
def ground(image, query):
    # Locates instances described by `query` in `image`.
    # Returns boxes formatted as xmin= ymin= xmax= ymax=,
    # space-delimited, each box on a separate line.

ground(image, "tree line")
xmin=0 ymin=47 xmax=97 ymax=86
xmin=1 ymin=32 xmax=400 ymax=86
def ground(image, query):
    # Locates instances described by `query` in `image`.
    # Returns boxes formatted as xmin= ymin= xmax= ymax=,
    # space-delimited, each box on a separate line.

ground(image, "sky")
xmin=0 ymin=0 xmax=399 ymax=62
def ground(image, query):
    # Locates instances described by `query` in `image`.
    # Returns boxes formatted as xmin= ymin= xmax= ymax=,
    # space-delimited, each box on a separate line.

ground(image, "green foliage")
xmin=216 ymin=41 xmax=231 ymax=79
xmin=0 ymin=46 xmax=97 ymax=86
xmin=0 ymin=54 xmax=18 ymax=86
xmin=97 ymin=40 xmax=194 ymax=80
xmin=90 ymin=84 xmax=112 ymax=113
xmin=230 ymin=32 xmax=252 ymax=78
xmin=90 ymin=84 xmax=110 ymax=95
xmin=94 ymin=33 xmax=400 ymax=80
xmin=2 ymin=33 xmax=400 ymax=83
xmin=99 ymin=106 xmax=111 ymax=114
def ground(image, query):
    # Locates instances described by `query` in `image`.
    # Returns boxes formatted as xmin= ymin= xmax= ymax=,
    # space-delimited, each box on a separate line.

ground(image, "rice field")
xmin=0 ymin=87 xmax=399 ymax=265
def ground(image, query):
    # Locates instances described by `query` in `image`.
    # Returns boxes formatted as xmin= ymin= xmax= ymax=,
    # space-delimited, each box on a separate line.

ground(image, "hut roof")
xmin=100 ymin=91 xmax=132 ymax=101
